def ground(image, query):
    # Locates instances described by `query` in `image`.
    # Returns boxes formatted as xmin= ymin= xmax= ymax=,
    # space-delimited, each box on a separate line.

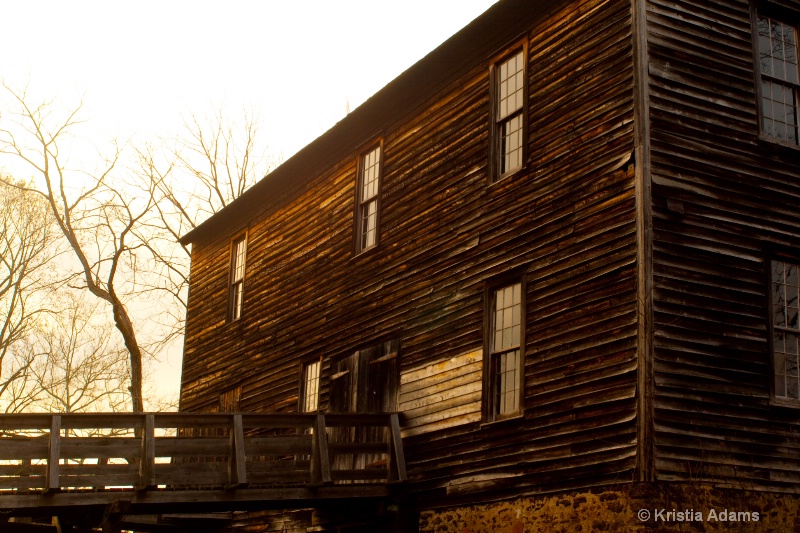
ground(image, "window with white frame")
xmin=491 ymin=47 xmax=527 ymax=181
xmin=771 ymin=259 xmax=800 ymax=401
xmin=228 ymin=235 xmax=247 ymax=321
xmin=356 ymin=145 xmax=382 ymax=252
xmin=756 ymin=12 xmax=799 ymax=145
xmin=486 ymin=281 xmax=524 ymax=420
xmin=301 ymin=360 xmax=321 ymax=412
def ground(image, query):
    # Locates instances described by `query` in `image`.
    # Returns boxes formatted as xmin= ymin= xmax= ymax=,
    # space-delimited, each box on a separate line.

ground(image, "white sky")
xmin=1 ymin=0 xmax=498 ymax=404
xmin=3 ymin=1 xmax=498 ymax=159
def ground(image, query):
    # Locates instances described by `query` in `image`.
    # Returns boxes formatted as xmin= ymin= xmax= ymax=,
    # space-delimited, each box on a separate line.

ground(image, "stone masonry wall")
xmin=418 ymin=484 xmax=800 ymax=532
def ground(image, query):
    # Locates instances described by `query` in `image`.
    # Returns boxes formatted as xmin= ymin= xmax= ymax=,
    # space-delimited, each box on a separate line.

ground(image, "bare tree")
xmin=133 ymin=108 xmax=273 ymax=346
xmin=22 ymin=295 xmax=131 ymax=414
xmin=0 ymin=84 xmax=151 ymax=412
xmin=0 ymin=179 xmax=58 ymax=406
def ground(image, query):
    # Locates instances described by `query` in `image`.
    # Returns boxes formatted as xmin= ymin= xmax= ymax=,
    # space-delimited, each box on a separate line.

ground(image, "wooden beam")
xmin=314 ymin=414 xmax=331 ymax=484
xmin=388 ymin=414 xmax=407 ymax=483
xmin=228 ymin=414 xmax=247 ymax=488
xmin=632 ymin=0 xmax=655 ymax=484
xmin=0 ymin=485 xmax=394 ymax=511
xmin=138 ymin=414 xmax=155 ymax=490
xmin=46 ymin=415 xmax=60 ymax=493
xmin=2 ymin=523 xmax=59 ymax=533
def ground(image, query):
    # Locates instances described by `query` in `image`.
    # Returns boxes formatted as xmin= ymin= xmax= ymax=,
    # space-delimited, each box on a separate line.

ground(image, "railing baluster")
xmin=313 ymin=414 xmax=331 ymax=484
xmin=228 ymin=414 xmax=247 ymax=488
xmin=46 ymin=415 xmax=61 ymax=492
xmin=138 ymin=414 xmax=155 ymax=490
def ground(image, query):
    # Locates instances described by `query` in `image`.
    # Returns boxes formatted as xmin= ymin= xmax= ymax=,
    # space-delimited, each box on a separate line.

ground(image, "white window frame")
xmin=484 ymin=278 xmax=525 ymax=421
xmin=301 ymin=359 xmax=322 ymax=412
xmin=770 ymin=258 xmax=800 ymax=405
xmin=228 ymin=234 xmax=247 ymax=321
xmin=355 ymin=143 xmax=383 ymax=253
xmin=490 ymin=42 xmax=528 ymax=182
xmin=754 ymin=8 xmax=800 ymax=146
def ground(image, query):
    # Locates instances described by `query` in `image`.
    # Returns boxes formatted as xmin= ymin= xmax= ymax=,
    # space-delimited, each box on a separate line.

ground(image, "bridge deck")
xmin=0 ymin=412 xmax=406 ymax=515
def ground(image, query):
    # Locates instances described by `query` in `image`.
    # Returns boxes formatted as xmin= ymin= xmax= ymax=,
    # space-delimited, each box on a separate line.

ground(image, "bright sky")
xmin=3 ymin=1 xmax=498 ymax=159
xmin=1 ymin=1 xmax=498 ymax=404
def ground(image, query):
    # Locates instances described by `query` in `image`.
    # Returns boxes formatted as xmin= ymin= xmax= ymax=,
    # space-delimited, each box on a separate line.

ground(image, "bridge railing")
xmin=0 ymin=412 xmax=406 ymax=492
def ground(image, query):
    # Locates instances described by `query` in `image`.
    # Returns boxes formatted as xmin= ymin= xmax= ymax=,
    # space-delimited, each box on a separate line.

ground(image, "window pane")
xmin=788 ymin=377 xmax=799 ymax=399
xmin=492 ymin=282 xmax=523 ymax=353
xmin=232 ymin=238 xmax=247 ymax=282
xmin=232 ymin=282 xmax=243 ymax=321
xmin=788 ymin=333 xmax=799 ymax=356
xmin=496 ymin=350 xmax=520 ymax=415
xmin=776 ymin=349 xmax=786 ymax=376
xmin=361 ymin=200 xmax=377 ymax=249
xmin=361 ymin=146 xmax=381 ymax=201
xmin=759 ymin=16 xmax=800 ymax=145
xmin=497 ymin=51 xmax=524 ymax=120
xmin=775 ymin=330 xmax=786 ymax=354
xmin=759 ymin=17 xmax=772 ymax=75
xmin=773 ymin=260 xmax=800 ymax=332
xmin=303 ymin=360 xmax=321 ymax=412
xmin=761 ymin=80 xmax=799 ymax=144
xmin=761 ymin=17 xmax=800 ymax=84
xmin=501 ymin=114 xmax=524 ymax=174
xmin=773 ymin=259 xmax=800 ymax=401
xmin=776 ymin=372 xmax=787 ymax=397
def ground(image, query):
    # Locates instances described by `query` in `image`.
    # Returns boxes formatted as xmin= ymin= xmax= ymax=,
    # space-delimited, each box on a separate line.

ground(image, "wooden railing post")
xmin=311 ymin=414 xmax=331 ymax=484
xmin=228 ymin=414 xmax=247 ymax=488
xmin=138 ymin=414 xmax=155 ymax=490
xmin=389 ymin=413 xmax=407 ymax=483
xmin=46 ymin=415 xmax=61 ymax=492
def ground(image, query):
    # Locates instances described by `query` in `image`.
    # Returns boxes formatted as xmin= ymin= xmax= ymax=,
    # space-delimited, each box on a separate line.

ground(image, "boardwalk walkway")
xmin=0 ymin=412 xmax=406 ymax=531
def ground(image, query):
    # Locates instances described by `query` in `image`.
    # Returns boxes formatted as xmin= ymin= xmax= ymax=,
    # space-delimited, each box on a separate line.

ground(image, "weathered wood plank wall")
xmin=646 ymin=0 xmax=800 ymax=490
xmin=181 ymin=0 xmax=637 ymax=506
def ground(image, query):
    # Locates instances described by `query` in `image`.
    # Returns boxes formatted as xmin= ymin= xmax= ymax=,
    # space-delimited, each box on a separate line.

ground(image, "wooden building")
xmin=179 ymin=0 xmax=800 ymax=530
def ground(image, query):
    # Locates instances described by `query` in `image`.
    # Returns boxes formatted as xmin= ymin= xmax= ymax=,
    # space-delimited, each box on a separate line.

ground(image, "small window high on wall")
xmin=490 ymin=44 xmax=528 ymax=181
xmin=300 ymin=359 xmax=321 ymax=412
xmin=228 ymin=235 xmax=247 ymax=321
xmin=755 ymin=9 xmax=799 ymax=146
xmin=355 ymin=144 xmax=382 ymax=253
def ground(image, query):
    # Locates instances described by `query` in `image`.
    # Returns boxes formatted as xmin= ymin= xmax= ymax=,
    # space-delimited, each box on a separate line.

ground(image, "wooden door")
xmin=328 ymin=340 xmax=398 ymax=479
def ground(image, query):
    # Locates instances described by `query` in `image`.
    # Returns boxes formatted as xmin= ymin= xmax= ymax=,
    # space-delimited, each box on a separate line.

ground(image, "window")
xmin=356 ymin=144 xmax=382 ymax=252
xmin=756 ymin=11 xmax=799 ymax=145
xmin=228 ymin=235 xmax=247 ymax=321
xmin=300 ymin=360 xmax=321 ymax=412
xmin=485 ymin=281 xmax=524 ymax=421
xmin=491 ymin=46 xmax=527 ymax=181
xmin=771 ymin=259 xmax=800 ymax=402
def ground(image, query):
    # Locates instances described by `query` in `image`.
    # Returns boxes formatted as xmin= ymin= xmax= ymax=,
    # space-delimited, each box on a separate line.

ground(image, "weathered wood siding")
xmin=646 ymin=0 xmax=800 ymax=490
xmin=182 ymin=0 xmax=637 ymax=506
xmin=399 ymin=349 xmax=483 ymax=437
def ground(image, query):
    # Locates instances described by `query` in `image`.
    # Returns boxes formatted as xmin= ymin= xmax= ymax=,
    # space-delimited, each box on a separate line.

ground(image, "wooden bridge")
xmin=0 ymin=412 xmax=406 ymax=531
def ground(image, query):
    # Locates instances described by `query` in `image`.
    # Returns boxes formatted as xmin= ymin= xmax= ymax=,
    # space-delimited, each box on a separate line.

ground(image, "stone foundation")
xmin=418 ymin=484 xmax=800 ymax=532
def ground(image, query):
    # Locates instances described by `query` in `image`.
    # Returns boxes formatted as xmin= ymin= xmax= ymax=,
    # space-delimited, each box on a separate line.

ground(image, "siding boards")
xmin=399 ymin=349 xmax=483 ymax=437
xmin=647 ymin=0 xmax=800 ymax=491
xmin=181 ymin=0 xmax=637 ymax=506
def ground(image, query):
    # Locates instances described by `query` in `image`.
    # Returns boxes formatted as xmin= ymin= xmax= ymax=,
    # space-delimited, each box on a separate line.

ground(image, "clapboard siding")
xmin=181 ymin=0 xmax=637 ymax=508
xmin=399 ymin=348 xmax=483 ymax=437
xmin=647 ymin=0 xmax=800 ymax=490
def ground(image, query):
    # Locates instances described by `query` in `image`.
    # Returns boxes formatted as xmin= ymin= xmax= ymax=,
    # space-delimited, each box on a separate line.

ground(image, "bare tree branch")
xmin=0 ymin=83 xmax=147 ymax=412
